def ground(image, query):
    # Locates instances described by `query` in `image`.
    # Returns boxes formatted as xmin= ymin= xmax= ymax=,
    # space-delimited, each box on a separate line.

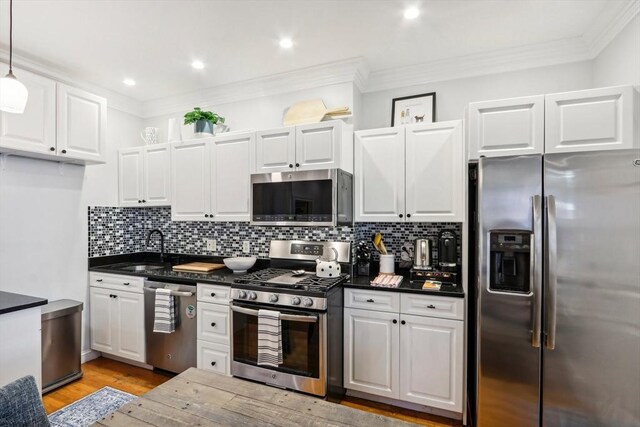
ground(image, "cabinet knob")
xmin=210 ymin=361 xmax=216 ymax=366
xmin=210 ymin=292 xmax=216 ymax=297
xmin=61 ymin=149 xmax=67 ymax=154
xmin=295 ymin=163 xmax=300 ymax=167
xmin=392 ymin=319 xmax=397 ymax=324
xmin=406 ymin=213 xmax=412 ymax=218
xmin=401 ymin=320 xmax=406 ymax=325
xmin=427 ymin=304 xmax=436 ymax=309
xmin=123 ymin=282 xmax=130 ymax=286
xmin=366 ymin=299 xmax=375 ymax=303
xmin=49 ymin=147 xmax=55 ymax=152
xmin=204 ymin=214 xmax=209 ymax=218
xmin=96 ymin=279 xmax=103 ymax=282
xmin=399 ymin=214 xmax=403 ymax=218
xmin=289 ymin=164 xmax=293 ymax=168
xmin=142 ymin=200 xmax=146 ymax=203
xmin=211 ymin=322 xmax=216 ymax=327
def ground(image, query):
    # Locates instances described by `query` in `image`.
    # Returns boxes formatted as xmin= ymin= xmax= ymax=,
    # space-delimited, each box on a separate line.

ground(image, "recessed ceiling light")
xmin=191 ymin=60 xmax=205 ymax=70
xmin=403 ymin=7 xmax=420 ymax=20
xmin=123 ymin=78 xmax=136 ymax=86
xmin=279 ymin=38 xmax=293 ymax=49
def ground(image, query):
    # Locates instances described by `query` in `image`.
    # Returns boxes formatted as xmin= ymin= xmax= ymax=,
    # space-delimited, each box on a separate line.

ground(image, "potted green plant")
xmin=183 ymin=107 xmax=225 ymax=136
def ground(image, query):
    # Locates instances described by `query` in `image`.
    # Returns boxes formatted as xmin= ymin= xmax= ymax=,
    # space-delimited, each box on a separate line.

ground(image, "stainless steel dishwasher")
xmin=144 ymin=280 xmax=197 ymax=374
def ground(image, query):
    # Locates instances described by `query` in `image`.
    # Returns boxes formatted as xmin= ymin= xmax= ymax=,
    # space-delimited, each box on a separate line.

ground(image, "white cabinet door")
xmin=171 ymin=140 xmax=211 ymax=221
xmin=57 ymin=83 xmax=107 ymax=163
xmin=545 ymin=85 xmax=637 ymax=153
xmin=211 ymin=132 xmax=254 ymax=221
xmin=354 ymin=127 xmax=405 ymax=222
xmin=0 ymin=68 xmax=56 ymax=155
xmin=114 ymin=290 xmax=145 ymax=363
xmin=144 ymin=143 xmax=171 ymax=206
xmin=405 ymin=120 xmax=464 ymax=222
xmin=399 ymin=314 xmax=463 ymax=412
xmin=89 ymin=287 xmax=115 ymax=354
xmin=295 ymin=121 xmax=340 ymax=171
xmin=197 ymin=341 xmax=230 ymax=376
xmin=256 ymin=126 xmax=295 ymax=173
xmin=118 ymin=148 xmax=144 ymax=207
xmin=468 ymin=95 xmax=544 ymax=159
xmin=344 ymin=308 xmax=399 ymax=399
xmin=197 ymin=303 xmax=230 ymax=345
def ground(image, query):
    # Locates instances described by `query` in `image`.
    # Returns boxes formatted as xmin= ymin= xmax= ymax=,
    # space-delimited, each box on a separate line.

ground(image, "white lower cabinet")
xmin=344 ymin=289 xmax=464 ymax=414
xmin=89 ymin=277 xmax=145 ymax=363
xmin=196 ymin=283 xmax=231 ymax=376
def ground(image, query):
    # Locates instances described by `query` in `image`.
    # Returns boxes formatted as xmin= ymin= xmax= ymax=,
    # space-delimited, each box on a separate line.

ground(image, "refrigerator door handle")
xmin=545 ymin=195 xmax=558 ymax=350
xmin=531 ymin=195 xmax=543 ymax=348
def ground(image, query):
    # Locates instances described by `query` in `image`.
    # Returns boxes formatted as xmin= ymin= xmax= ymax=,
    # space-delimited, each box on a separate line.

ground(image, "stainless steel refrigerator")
xmin=475 ymin=149 xmax=640 ymax=427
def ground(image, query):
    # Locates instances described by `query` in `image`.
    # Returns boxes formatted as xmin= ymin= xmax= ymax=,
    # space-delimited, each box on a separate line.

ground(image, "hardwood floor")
xmin=43 ymin=357 xmax=462 ymax=426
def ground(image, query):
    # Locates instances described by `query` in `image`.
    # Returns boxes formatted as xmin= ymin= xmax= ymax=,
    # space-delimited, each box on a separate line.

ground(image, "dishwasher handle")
xmin=143 ymin=287 xmax=194 ymax=297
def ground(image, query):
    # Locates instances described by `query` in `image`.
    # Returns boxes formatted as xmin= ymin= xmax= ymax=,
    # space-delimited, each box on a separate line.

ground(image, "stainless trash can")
xmin=41 ymin=299 xmax=83 ymax=393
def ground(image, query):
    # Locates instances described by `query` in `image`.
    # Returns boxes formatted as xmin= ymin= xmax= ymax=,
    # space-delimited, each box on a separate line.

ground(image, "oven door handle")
xmin=231 ymin=305 xmax=318 ymax=323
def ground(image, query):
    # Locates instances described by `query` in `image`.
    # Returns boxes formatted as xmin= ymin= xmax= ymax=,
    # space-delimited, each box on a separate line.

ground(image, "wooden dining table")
xmin=94 ymin=368 xmax=417 ymax=426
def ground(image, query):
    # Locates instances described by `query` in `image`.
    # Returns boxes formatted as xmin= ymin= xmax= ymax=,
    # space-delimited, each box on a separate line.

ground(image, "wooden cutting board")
xmin=283 ymin=99 xmax=350 ymax=126
xmin=172 ymin=262 xmax=226 ymax=273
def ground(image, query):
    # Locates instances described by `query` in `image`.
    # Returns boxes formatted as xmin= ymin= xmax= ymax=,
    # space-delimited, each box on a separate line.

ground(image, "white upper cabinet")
xmin=57 ymin=83 xmax=107 ymax=163
xmin=0 ymin=68 xmax=56 ymax=155
xmin=256 ymin=126 xmax=295 ymax=173
xmin=399 ymin=314 xmax=463 ymax=412
xmin=545 ymin=85 xmax=638 ymax=153
xmin=354 ymin=127 xmax=405 ymax=222
xmin=119 ymin=144 xmax=171 ymax=207
xmin=144 ymin=144 xmax=171 ymax=206
xmin=468 ymin=95 xmax=545 ymax=159
xmin=355 ymin=121 xmax=464 ymax=223
xmin=118 ymin=148 xmax=144 ymax=207
xmin=256 ymin=120 xmax=353 ymax=174
xmin=171 ymin=140 xmax=211 ymax=221
xmin=405 ymin=121 xmax=464 ymax=222
xmin=210 ymin=132 xmax=255 ymax=221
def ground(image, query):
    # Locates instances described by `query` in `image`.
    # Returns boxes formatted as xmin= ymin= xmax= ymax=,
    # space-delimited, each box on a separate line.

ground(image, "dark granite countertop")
xmin=89 ymin=252 xmax=268 ymax=286
xmin=0 ymin=291 xmax=48 ymax=315
xmin=346 ymin=270 xmax=465 ymax=298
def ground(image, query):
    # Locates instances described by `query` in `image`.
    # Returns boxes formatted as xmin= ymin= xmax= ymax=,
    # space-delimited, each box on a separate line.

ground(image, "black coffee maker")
xmin=438 ymin=229 xmax=458 ymax=273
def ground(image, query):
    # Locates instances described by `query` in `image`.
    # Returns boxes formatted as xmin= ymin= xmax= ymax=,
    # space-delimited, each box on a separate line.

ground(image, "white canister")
xmin=167 ymin=118 xmax=182 ymax=143
xmin=379 ymin=254 xmax=395 ymax=274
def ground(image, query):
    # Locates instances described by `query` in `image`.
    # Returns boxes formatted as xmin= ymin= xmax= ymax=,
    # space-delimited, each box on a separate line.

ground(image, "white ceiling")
xmin=0 ymin=0 xmax=635 ymax=103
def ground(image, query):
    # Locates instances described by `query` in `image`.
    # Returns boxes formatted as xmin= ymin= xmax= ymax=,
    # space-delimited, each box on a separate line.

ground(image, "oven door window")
xmin=232 ymin=304 xmax=321 ymax=378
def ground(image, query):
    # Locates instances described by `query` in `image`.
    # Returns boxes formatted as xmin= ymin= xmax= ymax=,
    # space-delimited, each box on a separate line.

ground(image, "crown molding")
xmin=141 ymin=57 xmax=368 ymax=118
xmin=0 ymin=50 xmax=143 ymax=117
xmin=583 ymin=0 xmax=640 ymax=58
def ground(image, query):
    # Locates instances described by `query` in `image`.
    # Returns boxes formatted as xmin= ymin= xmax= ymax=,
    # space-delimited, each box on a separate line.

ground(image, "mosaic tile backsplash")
xmin=88 ymin=206 xmax=461 ymax=263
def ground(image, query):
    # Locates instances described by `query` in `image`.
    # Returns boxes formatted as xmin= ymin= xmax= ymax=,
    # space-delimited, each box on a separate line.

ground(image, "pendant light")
xmin=0 ymin=0 xmax=28 ymax=114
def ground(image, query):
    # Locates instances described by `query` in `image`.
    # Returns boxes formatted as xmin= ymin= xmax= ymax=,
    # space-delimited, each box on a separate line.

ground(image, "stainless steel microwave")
xmin=250 ymin=169 xmax=353 ymax=227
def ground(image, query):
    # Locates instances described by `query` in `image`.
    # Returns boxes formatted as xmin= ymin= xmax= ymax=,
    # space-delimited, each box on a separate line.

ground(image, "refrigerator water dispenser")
xmin=488 ymin=230 xmax=531 ymax=293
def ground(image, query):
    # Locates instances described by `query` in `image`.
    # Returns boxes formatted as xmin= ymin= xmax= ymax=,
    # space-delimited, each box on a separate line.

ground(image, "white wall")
xmin=593 ymin=14 xmax=640 ymax=87
xmin=0 ymin=108 xmax=142 ymax=356
xmin=143 ymin=82 xmax=354 ymax=142
xmin=360 ymin=61 xmax=593 ymax=129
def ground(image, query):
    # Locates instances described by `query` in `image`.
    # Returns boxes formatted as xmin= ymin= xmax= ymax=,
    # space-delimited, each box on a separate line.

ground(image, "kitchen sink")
xmin=119 ymin=264 xmax=166 ymax=272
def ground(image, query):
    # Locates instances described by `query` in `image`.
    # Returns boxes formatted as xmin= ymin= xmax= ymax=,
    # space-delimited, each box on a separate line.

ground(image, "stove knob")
xmin=291 ymin=296 xmax=301 ymax=305
xmin=303 ymin=297 xmax=313 ymax=307
xmin=269 ymin=294 xmax=279 ymax=303
xmin=248 ymin=291 xmax=257 ymax=300
xmin=238 ymin=290 xmax=247 ymax=299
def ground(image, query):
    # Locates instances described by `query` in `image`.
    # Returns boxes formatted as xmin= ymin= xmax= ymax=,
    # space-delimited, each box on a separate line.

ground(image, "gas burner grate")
xmin=233 ymin=268 xmax=348 ymax=291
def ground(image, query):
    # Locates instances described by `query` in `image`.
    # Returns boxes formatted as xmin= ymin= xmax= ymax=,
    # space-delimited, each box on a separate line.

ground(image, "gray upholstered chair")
xmin=0 ymin=376 xmax=50 ymax=427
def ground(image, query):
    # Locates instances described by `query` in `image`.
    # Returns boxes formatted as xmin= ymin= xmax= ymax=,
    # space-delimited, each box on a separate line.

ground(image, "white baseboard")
xmin=345 ymin=389 xmax=463 ymax=421
xmin=81 ymin=349 xmax=101 ymax=364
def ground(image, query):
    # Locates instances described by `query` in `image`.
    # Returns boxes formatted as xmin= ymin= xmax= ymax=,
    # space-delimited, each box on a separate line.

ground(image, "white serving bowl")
xmin=223 ymin=257 xmax=257 ymax=274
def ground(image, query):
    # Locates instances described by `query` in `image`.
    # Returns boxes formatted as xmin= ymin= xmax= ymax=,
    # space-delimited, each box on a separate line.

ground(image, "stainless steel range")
xmin=230 ymin=240 xmax=350 ymax=401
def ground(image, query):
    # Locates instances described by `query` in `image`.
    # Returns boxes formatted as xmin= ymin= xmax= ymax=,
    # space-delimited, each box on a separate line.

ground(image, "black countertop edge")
xmin=0 ymin=291 xmax=48 ymax=315
xmin=346 ymin=271 xmax=465 ymax=298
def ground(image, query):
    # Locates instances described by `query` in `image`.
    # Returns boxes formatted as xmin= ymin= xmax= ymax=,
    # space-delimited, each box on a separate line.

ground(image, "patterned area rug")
xmin=48 ymin=386 xmax=136 ymax=427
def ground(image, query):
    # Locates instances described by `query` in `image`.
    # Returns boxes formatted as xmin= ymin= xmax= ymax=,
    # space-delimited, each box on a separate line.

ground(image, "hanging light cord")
xmin=8 ymin=0 xmax=13 ymax=73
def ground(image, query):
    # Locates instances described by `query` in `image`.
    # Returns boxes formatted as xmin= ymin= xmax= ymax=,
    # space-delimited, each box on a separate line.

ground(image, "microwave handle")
xmin=231 ymin=305 xmax=318 ymax=323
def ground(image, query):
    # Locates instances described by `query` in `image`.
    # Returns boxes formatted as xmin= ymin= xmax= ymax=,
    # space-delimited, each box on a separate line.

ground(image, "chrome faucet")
xmin=146 ymin=229 xmax=165 ymax=262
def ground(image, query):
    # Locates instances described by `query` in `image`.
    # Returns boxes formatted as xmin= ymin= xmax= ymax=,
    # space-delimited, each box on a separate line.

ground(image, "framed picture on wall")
xmin=391 ymin=92 xmax=436 ymax=126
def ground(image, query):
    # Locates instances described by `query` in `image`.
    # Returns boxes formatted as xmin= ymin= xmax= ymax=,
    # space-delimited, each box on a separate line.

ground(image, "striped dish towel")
xmin=153 ymin=288 xmax=176 ymax=334
xmin=257 ymin=309 xmax=283 ymax=367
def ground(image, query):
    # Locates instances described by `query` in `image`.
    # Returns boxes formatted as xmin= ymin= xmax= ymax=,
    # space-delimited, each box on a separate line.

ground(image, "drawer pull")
xmin=401 ymin=320 xmax=406 ymax=325
xmin=427 ymin=304 xmax=436 ymax=309
xmin=392 ymin=319 xmax=397 ymax=324
xmin=210 ymin=322 xmax=216 ymax=327
xmin=123 ymin=282 xmax=130 ymax=286
xmin=210 ymin=361 xmax=216 ymax=366
xmin=366 ymin=299 xmax=375 ymax=303
xmin=96 ymin=279 xmax=103 ymax=282
xmin=210 ymin=292 xmax=216 ymax=297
